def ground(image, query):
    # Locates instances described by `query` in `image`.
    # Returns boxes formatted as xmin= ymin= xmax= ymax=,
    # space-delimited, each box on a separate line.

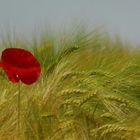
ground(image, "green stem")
xmin=18 ymin=82 xmax=21 ymax=135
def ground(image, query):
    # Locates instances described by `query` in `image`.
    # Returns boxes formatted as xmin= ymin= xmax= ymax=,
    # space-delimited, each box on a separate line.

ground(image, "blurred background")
xmin=0 ymin=0 xmax=140 ymax=45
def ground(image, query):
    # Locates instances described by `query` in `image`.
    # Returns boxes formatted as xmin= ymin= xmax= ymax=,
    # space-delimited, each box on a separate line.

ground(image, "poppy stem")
xmin=17 ymin=81 xmax=21 ymax=136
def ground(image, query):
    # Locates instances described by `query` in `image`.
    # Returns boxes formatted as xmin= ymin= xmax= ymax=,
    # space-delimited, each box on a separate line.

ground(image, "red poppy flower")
xmin=0 ymin=48 xmax=41 ymax=85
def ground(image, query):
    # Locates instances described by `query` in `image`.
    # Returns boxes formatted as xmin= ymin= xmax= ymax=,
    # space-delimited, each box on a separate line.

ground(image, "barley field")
xmin=0 ymin=28 xmax=140 ymax=140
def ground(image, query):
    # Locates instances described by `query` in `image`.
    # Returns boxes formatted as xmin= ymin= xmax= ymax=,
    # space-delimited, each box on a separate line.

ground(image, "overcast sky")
xmin=0 ymin=0 xmax=140 ymax=44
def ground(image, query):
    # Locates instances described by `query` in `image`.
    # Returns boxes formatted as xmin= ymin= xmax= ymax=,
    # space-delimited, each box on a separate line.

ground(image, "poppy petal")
xmin=0 ymin=48 xmax=41 ymax=85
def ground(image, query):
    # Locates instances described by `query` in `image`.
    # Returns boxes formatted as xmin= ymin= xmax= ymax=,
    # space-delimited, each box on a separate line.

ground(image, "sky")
xmin=0 ymin=0 xmax=140 ymax=44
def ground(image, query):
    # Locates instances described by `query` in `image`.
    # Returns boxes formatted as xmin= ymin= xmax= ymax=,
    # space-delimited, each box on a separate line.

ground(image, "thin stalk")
xmin=18 ymin=81 xmax=21 ymax=135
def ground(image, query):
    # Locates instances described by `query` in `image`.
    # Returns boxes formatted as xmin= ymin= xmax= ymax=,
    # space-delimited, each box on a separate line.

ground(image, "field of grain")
xmin=0 ymin=29 xmax=140 ymax=140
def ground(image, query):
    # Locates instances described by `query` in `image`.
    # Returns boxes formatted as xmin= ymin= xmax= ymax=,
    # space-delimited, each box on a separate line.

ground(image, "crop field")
xmin=0 ymin=28 xmax=140 ymax=140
